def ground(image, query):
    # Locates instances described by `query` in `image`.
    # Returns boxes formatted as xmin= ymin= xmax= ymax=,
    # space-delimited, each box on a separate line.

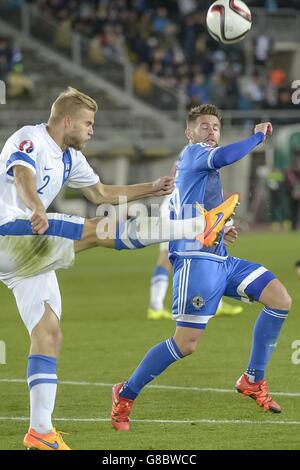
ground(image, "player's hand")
xmin=31 ymin=206 xmax=49 ymax=234
xmin=254 ymin=122 xmax=273 ymax=139
xmin=224 ymin=225 xmax=238 ymax=245
xmin=152 ymin=176 xmax=174 ymax=196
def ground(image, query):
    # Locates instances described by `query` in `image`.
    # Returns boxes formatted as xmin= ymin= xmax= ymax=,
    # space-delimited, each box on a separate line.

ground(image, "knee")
xmin=262 ymin=280 xmax=293 ymax=311
xmin=269 ymin=291 xmax=292 ymax=311
xmin=50 ymin=328 xmax=63 ymax=351
xmin=178 ymin=339 xmax=198 ymax=357
xmin=283 ymin=292 xmax=292 ymax=311
xmin=43 ymin=328 xmax=63 ymax=351
xmin=31 ymin=326 xmax=63 ymax=355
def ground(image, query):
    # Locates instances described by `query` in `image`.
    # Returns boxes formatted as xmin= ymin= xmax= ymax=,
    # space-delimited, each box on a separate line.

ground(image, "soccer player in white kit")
xmin=0 ymin=88 xmax=238 ymax=449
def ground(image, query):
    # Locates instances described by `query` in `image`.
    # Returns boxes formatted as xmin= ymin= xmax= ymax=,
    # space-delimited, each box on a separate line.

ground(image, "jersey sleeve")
xmin=185 ymin=143 xmax=220 ymax=172
xmin=5 ymin=126 xmax=38 ymax=178
xmin=67 ymin=151 xmax=100 ymax=188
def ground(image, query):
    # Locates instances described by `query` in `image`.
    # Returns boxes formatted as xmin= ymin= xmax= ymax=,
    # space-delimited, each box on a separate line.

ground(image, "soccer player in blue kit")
xmin=111 ymin=105 xmax=292 ymax=431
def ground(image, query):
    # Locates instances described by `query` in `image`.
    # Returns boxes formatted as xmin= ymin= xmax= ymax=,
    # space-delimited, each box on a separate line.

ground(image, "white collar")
xmin=37 ymin=123 xmax=66 ymax=158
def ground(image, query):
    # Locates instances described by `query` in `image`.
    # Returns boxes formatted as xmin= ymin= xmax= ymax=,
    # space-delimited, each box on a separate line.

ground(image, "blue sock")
xmin=120 ymin=337 xmax=183 ymax=400
xmin=152 ymin=266 xmax=169 ymax=279
xmin=246 ymin=307 xmax=288 ymax=383
xmin=27 ymin=355 xmax=58 ymax=389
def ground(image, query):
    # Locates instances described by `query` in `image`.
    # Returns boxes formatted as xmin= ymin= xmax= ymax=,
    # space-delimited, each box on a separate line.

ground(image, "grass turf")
xmin=0 ymin=232 xmax=300 ymax=450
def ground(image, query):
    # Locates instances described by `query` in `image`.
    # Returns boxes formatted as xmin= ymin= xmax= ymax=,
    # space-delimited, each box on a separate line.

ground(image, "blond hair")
xmin=186 ymin=104 xmax=222 ymax=127
xmin=49 ymin=87 xmax=98 ymax=122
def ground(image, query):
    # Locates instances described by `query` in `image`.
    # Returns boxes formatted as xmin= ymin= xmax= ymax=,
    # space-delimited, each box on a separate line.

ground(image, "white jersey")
xmin=0 ymin=123 xmax=99 ymax=225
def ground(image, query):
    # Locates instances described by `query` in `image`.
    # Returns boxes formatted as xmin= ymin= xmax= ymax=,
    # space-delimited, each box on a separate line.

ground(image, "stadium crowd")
xmin=29 ymin=0 xmax=296 ymax=110
xmin=0 ymin=36 xmax=33 ymax=98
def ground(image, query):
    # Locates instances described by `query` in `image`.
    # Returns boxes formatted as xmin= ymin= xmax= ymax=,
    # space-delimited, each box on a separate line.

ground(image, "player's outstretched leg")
xmin=196 ymin=194 xmax=240 ymax=247
xmin=235 ymin=278 xmax=292 ymax=413
xmin=75 ymin=194 xmax=240 ymax=253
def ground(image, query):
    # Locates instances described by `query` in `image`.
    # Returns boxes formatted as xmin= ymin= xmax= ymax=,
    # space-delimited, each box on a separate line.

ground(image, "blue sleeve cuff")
xmin=256 ymin=131 xmax=265 ymax=144
xmin=6 ymin=151 xmax=36 ymax=177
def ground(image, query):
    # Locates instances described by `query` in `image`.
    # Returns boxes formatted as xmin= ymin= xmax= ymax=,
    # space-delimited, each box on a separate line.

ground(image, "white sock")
xmin=30 ymin=383 xmax=57 ymax=434
xmin=119 ymin=216 xmax=205 ymax=249
xmin=150 ymin=266 xmax=169 ymax=311
xmin=27 ymin=355 xmax=58 ymax=434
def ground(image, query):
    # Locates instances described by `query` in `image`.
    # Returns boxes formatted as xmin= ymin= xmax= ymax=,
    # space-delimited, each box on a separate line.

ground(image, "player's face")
xmin=186 ymin=115 xmax=221 ymax=147
xmin=64 ymin=108 xmax=95 ymax=151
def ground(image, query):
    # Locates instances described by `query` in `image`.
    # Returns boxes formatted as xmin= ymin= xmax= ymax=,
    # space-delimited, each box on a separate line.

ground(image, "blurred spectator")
xmin=240 ymin=73 xmax=266 ymax=109
xmin=133 ymin=62 xmax=153 ymax=97
xmin=7 ymin=62 xmax=34 ymax=99
xmin=53 ymin=14 xmax=73 ymax=51
xmin=152 ymin=7 xmax=172 ymax=35
xmin=0 ymin=37 xmax=12 ymax=82
xmin=177 ymin=0 xmax=197 ymax=16
xmin=266 ymin=167 xmax=290 ymax=231
xmin=277 ymin=87 xmax=295 ymax=109
xmin=264 ymin=0 xmax=278 ymax=11
xmin=270 ymin=68 xmax=286 ymax=88
xmin=286 ymin=152 xmax=300 ymax=230
xmin=88 ymin=34 xmax=105 ymax=66
xmin=254 ymin=33 xmax=272 ymax=68
xmin=188 ymin=73 xmax=210 ymax=105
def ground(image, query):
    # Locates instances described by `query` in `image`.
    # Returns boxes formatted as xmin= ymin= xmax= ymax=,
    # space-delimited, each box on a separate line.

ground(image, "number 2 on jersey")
xmin=37 ymin=175 xmax=50 ymax=194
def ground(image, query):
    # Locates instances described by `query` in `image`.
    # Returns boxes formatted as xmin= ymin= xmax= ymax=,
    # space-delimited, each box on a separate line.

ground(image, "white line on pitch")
xmin=0 ymin=378 xmax=300 ymax=397
xmin=1 ymin=416 xmax=300 ymax=425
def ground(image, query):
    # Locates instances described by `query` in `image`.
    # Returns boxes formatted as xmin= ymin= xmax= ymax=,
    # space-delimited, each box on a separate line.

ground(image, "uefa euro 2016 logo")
xmin=0 ymin=80 xmax=6 ymax=104
xmin=0 ymin=341 xmax=6 ymax=365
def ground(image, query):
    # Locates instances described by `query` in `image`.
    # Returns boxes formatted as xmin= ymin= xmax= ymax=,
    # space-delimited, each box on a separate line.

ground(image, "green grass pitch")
xmin=0 ymin=232 xmax=300 ymax=450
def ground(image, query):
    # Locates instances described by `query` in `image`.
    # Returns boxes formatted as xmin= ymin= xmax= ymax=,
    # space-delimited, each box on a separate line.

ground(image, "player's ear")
xmin=185 ymin=127 xmax=192 ymax=141
xmin=64 ymin=115 xmax=72 ymax=128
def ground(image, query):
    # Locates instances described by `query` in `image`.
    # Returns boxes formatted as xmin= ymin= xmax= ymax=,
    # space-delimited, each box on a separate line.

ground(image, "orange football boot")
xmin=111 ymin=383 xmax=134 ymax=431
xmin=23 ymin=427 xmax=71 ymax=450
xmin=235 ymin=373 xmax=281 ymax=413
xmin=196 ymin=194 xmax=239 ymax=247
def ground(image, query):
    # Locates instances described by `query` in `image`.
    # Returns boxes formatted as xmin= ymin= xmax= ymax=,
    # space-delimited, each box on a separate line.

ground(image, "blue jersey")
xmin=169 ymin=143 xmax=227 ymax=262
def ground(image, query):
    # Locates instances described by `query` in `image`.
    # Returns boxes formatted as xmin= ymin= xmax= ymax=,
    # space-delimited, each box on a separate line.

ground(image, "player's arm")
xmin=79 ymin=176 xmax=174 ymax=205
xmin=14 ymin=166 xmax=49 ymax=234
xmin=212 ymin=122 xmax=272 ymax=169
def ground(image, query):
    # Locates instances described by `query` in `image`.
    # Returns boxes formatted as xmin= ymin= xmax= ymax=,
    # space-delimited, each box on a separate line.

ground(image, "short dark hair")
xmin=295 ymin=260 xmax=300 ymax=268
xmin=186 ymin=105 xmax=222 ymax=127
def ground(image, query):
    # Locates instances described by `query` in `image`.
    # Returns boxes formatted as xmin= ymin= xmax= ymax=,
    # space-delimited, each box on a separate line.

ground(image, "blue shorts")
xmin=172 ymin=256 xmax=276 ymax=330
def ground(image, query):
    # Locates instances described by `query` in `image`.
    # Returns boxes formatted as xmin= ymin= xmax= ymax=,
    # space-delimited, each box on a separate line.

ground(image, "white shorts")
xmin=0 ymin=212 xmax=84 ymax=289
xmin=12 ymin=271 xmax=62 ymax=335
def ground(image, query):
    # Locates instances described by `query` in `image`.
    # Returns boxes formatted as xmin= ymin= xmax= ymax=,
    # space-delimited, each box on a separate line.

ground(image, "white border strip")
xmin=1 ymin=378 xmax=300 ymax=397
xmin=0 ymin=416 xmax=300 ymax=425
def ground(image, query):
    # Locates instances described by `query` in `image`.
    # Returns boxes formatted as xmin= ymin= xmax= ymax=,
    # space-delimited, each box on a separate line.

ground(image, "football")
xmin=206 ymin=0 xmax=252 ymax=44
